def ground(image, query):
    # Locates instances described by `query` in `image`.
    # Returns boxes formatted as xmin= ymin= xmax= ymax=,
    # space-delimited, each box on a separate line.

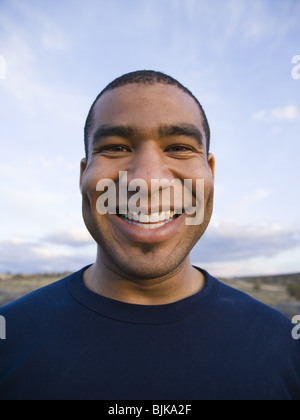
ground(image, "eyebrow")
xmin=92 ymin=123 xmax=204 ymax=147
xmin=158 ymin=124 xmax=204 ymax=147
xmin=93 ymin=125 xmax=136 ymax=145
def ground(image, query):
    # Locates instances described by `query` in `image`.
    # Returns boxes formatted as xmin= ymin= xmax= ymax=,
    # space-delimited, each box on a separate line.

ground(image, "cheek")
xmin=81 ymin=174 xmax=97 ymax=205
xmin=204 ymin=176 xmax=214 ymax=202
xmin=81 ymin=170 xmax=105 ymax=221
xmin=82 ymin=163 xmax=109 ymax=198
xmin=187 ymin=166 xmax=214 ymax=203
xmin=81 ymin=170 xmax=109 ymax=243
xmin=191 ymin=169 xmax=214 ymax=224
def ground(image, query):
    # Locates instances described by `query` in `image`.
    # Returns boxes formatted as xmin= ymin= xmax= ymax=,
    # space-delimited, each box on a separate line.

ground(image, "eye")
xmin=104 ymin=145 xmax=129 ymax=152
xmin=165 ymin=144 xmax=195 ymax=154
xmin=164 ymin=143 xmax=199 ymax=160
xmin=93 ymin=144 xmax=131 ymax=156
xmin=166 ymin=145 xmax=193 ymax=152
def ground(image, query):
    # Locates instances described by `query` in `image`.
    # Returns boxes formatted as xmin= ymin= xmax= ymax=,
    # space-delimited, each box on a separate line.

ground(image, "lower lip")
xmin=110 ymin=213 xmax=186 ymax=244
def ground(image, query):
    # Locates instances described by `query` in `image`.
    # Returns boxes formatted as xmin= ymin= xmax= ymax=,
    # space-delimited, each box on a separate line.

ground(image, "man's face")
xmin=80 ymin=83 xmax=215 ymax=280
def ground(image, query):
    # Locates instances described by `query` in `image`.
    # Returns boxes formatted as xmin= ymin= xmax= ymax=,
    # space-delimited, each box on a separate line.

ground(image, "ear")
xmin=79 ymin=158 xmax=86 ymax=193
xmin=208 ymin=153 xmax=215 ymax=182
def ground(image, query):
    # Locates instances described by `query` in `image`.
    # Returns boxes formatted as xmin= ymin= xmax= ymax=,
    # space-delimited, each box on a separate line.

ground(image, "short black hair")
xmin=84 ymin=70 xmax=210 ymax=159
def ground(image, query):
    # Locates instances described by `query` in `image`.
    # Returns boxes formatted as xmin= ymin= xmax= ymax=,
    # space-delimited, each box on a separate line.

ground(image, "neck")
xmin=83 ymin=251 xmax=205 ymax=306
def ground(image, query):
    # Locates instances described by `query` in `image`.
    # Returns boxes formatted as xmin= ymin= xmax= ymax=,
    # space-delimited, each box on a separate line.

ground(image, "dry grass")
xmin=221 ymin=278 xmax=290 ymax=307
xmin=220 ymin=273 xmax=300 ymax=317
xmin=0 ymin=273 xmax=69 ymax=307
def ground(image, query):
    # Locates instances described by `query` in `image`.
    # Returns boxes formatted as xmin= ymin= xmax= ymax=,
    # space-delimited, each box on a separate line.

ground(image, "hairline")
xmin=84 ymin=81 xmax=210 ymax=160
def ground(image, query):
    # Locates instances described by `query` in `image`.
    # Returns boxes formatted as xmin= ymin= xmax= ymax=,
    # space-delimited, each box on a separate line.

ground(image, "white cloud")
xmin=191 ymin=222 xmax=300 ymax=265
xmin=0 ymin=238 xmax=94 ymax=274
xmin=43 ymin=228 xmax=94 ymax=248
xmin=0 ymin=35 xmax=66 ymax=117
xmin=270 ymin=106 xmax=298 ymax=121
xmin=252 ymin=105 xmax=299 ymax=122
xmin=194 ymin=248 xmax=300 ymax=278
xmin=2 ymin=221 xmax=298 ymax=275
xmin=0 ymin=4 xmax=87 ymax=122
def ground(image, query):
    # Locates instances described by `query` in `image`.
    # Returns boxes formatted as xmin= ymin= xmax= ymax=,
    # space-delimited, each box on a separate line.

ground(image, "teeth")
xmin=132 ymin=212 xmax=139 ymax=221
xmin=122 ymin=210 xmax=175 ymax=225
xmin=149 ymin=213 xmax=160 ymax=223
xmin=139 ymin=214 xmax=150 ymax=223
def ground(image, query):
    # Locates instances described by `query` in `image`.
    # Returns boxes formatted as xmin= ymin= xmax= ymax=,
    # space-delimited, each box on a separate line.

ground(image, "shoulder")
xmin=200 ymin=269 xmax=290 ymax=321
xmin=217 ymin=279 xmax=290 ymax=321
xmin=1 ymin=277 xmax=68 ymax=316
xmin=0 ymin=268 xmax=87 ymax=325
xmin=0 ymin=269 xmax=90 ymax=370
xmin=199 ymin=269 xmax=297 ymax=341
xmin=214 ymin=278 xmax=293 ymax=330
xmin=213 ymin=278 xmax=299 ymax=351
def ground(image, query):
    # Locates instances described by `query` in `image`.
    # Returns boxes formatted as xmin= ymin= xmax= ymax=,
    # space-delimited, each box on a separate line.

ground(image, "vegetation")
xmin=287 ymin=282 xmax=300 ymax=300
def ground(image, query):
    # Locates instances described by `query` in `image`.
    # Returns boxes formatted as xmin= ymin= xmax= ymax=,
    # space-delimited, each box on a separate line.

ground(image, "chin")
xmin=107 ymin=245 xmax=190 ymax=282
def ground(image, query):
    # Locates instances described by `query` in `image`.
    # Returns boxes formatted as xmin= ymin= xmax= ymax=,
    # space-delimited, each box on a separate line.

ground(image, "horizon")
xmin=1 ymin=268 xmax=300 ymax=281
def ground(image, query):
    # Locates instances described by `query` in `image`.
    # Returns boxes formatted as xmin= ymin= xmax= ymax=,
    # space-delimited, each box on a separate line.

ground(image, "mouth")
xmin=117 ymin=210 xmax=180 ymax=229
xmin=110 ymin=207 xmax=186 ymax=245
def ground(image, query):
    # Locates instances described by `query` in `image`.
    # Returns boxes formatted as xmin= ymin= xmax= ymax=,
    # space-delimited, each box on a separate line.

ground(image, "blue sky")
xmin=0 ymin=0 xmax=299 ymax=277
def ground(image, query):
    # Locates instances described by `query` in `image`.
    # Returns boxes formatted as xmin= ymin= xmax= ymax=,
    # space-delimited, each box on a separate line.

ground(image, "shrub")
xmin=287 ymin=283 xmax=300 ymax=300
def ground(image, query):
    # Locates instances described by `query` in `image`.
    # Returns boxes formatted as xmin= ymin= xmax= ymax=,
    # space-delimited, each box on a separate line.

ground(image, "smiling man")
xmin=0 ymin=70 xmax=299 ymax=401
xmin=80 ymin=73 xmax=214 ymax=305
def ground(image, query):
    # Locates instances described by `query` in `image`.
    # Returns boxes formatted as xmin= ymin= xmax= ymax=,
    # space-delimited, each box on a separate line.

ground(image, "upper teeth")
xmin=123 ymin=211 xmax=175 ymax=223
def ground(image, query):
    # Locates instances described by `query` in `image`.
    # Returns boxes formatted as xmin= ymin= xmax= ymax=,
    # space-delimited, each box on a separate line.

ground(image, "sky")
xmin=0 ymin=0 xmax=300 ymax=277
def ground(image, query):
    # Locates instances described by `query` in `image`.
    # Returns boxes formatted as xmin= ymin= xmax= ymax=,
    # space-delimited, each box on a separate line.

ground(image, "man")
xmin=0 ymin=70 xmax=299 ymax=400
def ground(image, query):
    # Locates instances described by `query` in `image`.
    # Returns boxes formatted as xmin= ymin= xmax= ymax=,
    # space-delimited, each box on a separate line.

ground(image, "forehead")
xmin=92 ymin=84 xmax=204 ymax=133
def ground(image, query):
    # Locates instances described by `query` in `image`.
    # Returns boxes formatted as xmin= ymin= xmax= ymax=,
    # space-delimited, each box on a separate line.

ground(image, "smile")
xmin=110 ymin=207 xmax=186 ymax=245
xmin=117 ymin=210 xmax=179 ymax=229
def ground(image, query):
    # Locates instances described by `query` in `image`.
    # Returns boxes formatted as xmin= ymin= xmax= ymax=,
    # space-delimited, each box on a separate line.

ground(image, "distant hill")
xmin=229 ymin=272 xmax=300 ymax=286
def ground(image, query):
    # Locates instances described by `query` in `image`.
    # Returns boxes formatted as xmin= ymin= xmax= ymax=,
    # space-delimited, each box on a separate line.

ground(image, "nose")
xmin=125 ymin=142 xmax=176 ymax=213
xmin=127 ymin=142 xmax=173 ymax=186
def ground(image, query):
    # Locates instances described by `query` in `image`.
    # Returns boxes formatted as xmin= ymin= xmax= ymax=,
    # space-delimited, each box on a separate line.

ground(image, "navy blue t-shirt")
xmin=0 ymin=266 xmax=299 ymax=400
